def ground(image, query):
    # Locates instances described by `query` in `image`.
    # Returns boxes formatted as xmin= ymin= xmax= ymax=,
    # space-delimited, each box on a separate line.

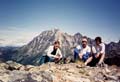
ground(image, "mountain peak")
xmin=52 ymin=28 xmax=60 ymax=32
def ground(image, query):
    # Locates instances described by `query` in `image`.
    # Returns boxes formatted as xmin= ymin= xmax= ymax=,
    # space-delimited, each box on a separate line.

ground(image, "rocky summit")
xmin=0 ymin=61 xmax=119 ymax=82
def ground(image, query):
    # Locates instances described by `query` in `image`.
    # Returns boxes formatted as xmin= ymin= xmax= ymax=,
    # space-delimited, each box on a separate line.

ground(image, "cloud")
xmin=0 ymin=26 xmax=38 ymax=45
xmin=0 ymin=39 xmax=5 ymax=45
xmin=0 ymin=26 xmax=33 ymax=36
xmin=0 ymin=29 xmax=41 ymax=46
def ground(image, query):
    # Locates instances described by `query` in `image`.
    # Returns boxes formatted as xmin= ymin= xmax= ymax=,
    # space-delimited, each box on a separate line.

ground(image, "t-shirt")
xmin=80 ymin=45 xmax=91 ymax=55
xmin=46 ymin=46 xmax=62 ymax=58
xmin=92 ymin=43 xmax=105 ymax=54
xmin=79 ymin=45 xmax=91 ymax=61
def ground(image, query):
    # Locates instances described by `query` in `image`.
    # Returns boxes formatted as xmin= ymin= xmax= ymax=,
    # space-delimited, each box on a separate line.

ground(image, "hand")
xmin=54 ymin=55 xmax=60 ymax=59
xmin=95 ymin=54 xmax=100 ymax=58
xmin=56 ymin=54 xmax=62 ymax=59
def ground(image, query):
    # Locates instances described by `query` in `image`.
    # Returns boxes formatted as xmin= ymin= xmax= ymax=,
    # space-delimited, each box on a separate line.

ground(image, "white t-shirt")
xmin=80 ymin=45 xmax=91 ymax=55
xmin=92 ymin=43 xmax=105 ymax=54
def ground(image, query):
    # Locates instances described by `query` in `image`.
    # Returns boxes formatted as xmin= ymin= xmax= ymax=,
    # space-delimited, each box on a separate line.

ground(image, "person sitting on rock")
xmin=79 ymin=36 xmax=93 ymax=66
xmin=91 ymin=37 xmax=105 ymax=66
xmin=46 ymin=40 xmax=63 ymax=63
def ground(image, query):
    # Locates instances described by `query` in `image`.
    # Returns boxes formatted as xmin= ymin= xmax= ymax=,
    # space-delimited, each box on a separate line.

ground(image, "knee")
xmin=74 ymin=48 xmax=79 ymax=53
xmin=79 ymin=54 xmax=82 ymax=59
xmin=101 ymin=53 xmax=105 ymax=57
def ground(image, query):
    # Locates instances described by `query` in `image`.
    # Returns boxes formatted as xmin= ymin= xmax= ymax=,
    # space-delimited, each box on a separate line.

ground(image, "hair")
xmin=82 ymin=36 xmax=88 ymax=42
xmin=95 ymin=37 xmax=102 ymax=43
xmin=54 ymin=40 xmax=60 ymax=45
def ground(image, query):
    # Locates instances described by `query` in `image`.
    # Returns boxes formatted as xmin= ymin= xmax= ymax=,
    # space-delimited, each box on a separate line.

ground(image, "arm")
xmin=96 ymin=43 xmax=105 ymax=58
xmin=56 ymin=48 xmax=62 ymax=58
xmin=88 ymin=46 xmax=91 ymax=54
xmin=92 ymin=46 xmax=96 ymax=54
xmin=100 ymin=43 xmax=105 ymax=54
xmin=79 ymin=50 xmax=83 ymax=59
xmin=92 ymin=46 xmax=100 ymax=58
xmin=84 ymin=46 xmax=92 ymax=65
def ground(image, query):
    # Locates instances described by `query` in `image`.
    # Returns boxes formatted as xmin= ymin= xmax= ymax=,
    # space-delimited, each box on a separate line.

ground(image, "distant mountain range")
xmin=0 ymin=29 xmax=120 ymax=66
xmin=0 ymin=46 xmax=19 ymax=62
xmin=105 ymin=41 xmax=120 ymax=66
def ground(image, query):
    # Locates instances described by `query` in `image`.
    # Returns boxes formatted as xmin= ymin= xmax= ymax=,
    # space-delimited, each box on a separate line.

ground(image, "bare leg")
xmin=98 ymin=53 xmax=105 ymax=64
xmin=85 ymin=57 xmax=93 ymax=66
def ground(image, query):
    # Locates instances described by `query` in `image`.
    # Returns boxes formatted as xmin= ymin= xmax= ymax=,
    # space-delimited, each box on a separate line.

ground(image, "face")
xmin=96 ymin=40 xmax=100 ymax=45
xmin=54 ymin=43 xmax=60 ymax=49
xmin=82 ymin=41 xmax=87 ymax=48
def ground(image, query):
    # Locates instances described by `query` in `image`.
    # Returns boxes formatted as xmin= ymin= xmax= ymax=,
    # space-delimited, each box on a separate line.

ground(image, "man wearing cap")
xmin=79 ymin=36 xmax=93 ymax=66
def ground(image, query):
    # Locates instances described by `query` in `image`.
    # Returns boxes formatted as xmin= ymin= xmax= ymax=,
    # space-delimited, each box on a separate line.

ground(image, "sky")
xmin=0 ymin=0 xmax=120 ymax=46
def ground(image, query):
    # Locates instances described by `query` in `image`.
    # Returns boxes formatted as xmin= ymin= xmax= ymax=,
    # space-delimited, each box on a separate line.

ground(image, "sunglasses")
xmin=82 ymin=41 xmax=87 ymax=43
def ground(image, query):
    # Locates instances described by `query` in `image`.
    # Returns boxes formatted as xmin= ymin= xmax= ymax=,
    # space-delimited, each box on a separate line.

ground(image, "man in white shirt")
xmin=79 ymin=37 xmax=93 ymax=66
xmin=92 ymin=37 xmax=105 ymax=66
xmin=46 ymin=41 xmax=62 ymax=62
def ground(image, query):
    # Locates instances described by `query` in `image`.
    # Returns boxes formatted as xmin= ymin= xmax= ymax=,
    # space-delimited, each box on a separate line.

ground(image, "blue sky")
xmin=0 ymin=0 xmax=120 ymax=46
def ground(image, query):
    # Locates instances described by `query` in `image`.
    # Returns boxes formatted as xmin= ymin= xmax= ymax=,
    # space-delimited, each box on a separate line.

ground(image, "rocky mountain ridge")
xmin=0 ymin=29 xmax=120 ymax=66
